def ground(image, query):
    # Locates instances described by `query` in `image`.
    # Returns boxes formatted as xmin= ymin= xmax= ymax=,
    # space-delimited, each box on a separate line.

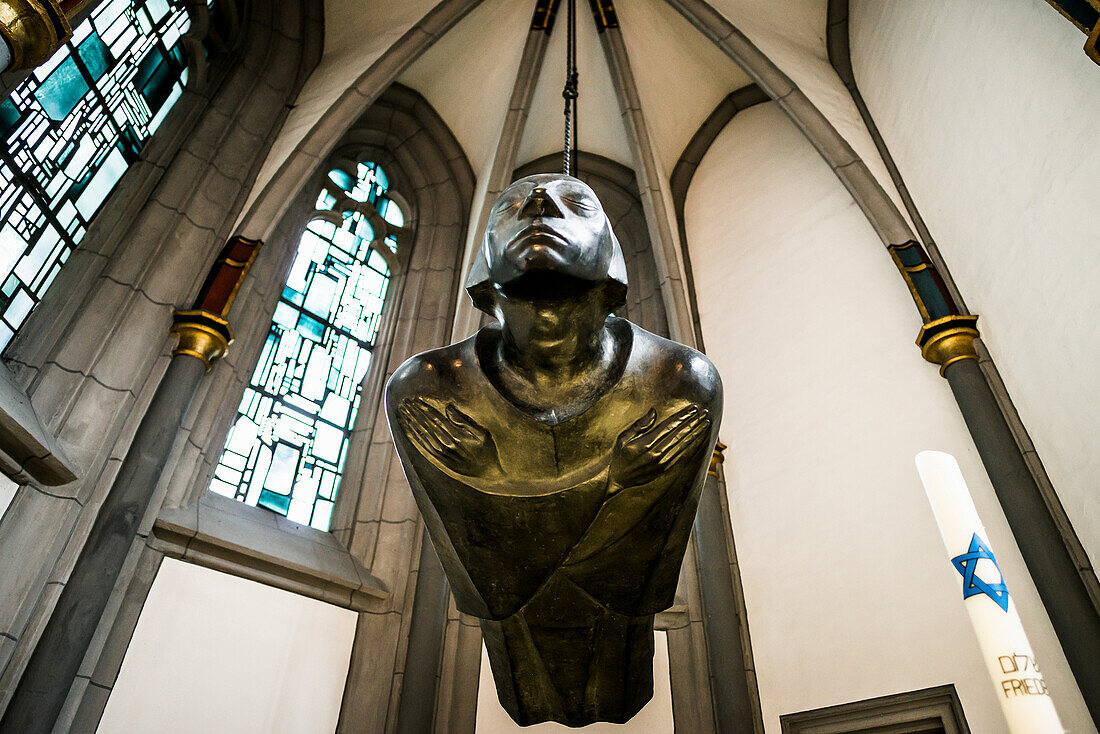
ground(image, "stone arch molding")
xmin=235 ymin=0 xmax=484 ymax=243
xmin=226 ymin=0 xmax=934 ymax=361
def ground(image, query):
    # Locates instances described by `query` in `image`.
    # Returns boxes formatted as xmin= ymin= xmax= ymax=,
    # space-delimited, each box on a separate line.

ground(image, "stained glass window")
xmin=0 ymin=0 xmax=194 ymax=351
xmin=210 ymin=162 xmax=398 ymax=531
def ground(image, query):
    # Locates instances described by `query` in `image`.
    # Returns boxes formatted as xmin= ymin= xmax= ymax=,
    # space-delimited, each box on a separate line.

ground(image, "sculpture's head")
xmin=466 ymin=174 xmax=628 ymax=316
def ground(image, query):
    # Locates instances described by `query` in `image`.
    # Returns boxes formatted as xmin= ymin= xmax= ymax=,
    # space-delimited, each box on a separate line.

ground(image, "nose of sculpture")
xmin=519 ymin=187 xmax=562 ymax=220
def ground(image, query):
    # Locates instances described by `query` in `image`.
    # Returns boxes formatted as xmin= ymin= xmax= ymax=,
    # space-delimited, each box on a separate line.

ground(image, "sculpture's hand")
xmin=397 ymin=398 xmax=502 ymax=478
xmin=609 ymin=404 xmax=711 ymax=493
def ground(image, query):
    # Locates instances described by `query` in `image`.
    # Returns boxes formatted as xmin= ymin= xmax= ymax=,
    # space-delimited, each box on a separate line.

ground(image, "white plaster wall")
xmin=97 ymin=558 xmax=357 ymax=734
xmin=474 ymin=631 xmax=673 ymax=733
xmin=850 ymin=0 xmax=1100 ymax=576
xmin=705 ymin=0 xmax=911 ymax=230
xmin=0 ymin=475 xmax=15 ymax=520
xmin=398 ymin=0 xmax=531 ymax=178
xmin=685 ymin=102 xmax=1093 ymax=732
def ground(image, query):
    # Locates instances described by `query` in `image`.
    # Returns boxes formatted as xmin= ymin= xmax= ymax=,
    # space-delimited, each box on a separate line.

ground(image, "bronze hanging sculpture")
xmin=386 ymin=173 xmax=722 ymax=726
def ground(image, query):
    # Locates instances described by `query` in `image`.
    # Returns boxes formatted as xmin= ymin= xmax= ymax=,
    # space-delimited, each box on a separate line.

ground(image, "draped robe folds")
xmin=386 ymin=317 xmax=722 ymax=726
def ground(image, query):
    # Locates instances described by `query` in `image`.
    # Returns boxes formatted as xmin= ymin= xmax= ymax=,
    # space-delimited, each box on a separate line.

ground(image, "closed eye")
xmin=494 ymin=196 xmax=524 ymax=211
xmin=562 ymin=195 xmax=596 ymax=212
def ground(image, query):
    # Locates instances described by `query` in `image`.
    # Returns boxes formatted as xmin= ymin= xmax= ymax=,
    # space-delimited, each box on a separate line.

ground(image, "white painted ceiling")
xmin=396 ymin=0 xmax=756 ymax=176
xmin=247 ymin=0 xmax=894 ymax=231
xmin=511 ymin=0 xmax=634 ymax=170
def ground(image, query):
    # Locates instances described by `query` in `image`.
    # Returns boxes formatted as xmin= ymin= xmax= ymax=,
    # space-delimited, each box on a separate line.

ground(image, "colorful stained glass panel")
xmin=210 ymin=163 xmax=397 ymax=531
xmin=0 ymin=0 xmax=192 ymax=352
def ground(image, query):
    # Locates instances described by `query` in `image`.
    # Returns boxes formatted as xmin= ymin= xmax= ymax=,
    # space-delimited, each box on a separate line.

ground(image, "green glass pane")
xmin=257 ymin=489 xmax=292 ymax=515
xmin=0 ymin=100 xmax=22 ymax=138
xmin=118 ymin=125 xmax=143 ymax=160
xmin=35 ymin=55 xmax=91 ymax=121
xmin=135 ymin=47 xmax=176 ymax=114
xmin=77 ymin=32 xmax=114 ymax=81
xmin=1 ymin=275 xmax=18 ymax=297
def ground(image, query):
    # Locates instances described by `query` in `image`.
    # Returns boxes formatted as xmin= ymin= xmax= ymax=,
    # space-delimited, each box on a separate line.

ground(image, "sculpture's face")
xmin=485 ymin=174 xmax=614 ymax=288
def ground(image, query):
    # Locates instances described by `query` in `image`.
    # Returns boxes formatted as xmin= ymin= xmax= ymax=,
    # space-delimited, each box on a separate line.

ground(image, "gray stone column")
xmin=597 ymin=25 xmax=696 ymax=346
xmin=0 ymin=352 xmax=208 ymax=734
xmin=694 ymin=445 xmax=761 ymax=734
xmin=394 ymin=542 xmax=448 ymax=734
xmin=594 ymin=13 xmax=765 ymax=730
xmin=944 ymin=358 xmax=1100 ymax=724
xmin=450 ymin=23 xmax=550 ymax=341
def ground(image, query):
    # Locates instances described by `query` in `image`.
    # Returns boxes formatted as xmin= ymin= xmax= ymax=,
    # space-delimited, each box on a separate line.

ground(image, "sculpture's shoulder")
xmin=623 ymin=320 xmax=723 ymax=415
xmin=384 ymin=335 xmax=478 ymax=411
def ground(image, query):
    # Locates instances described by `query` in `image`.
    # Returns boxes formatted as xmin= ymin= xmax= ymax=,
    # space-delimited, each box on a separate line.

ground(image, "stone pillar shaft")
xmin=0 ymin=354 xmax=206 ymax=734
xmin=694 ymin=446 xmax=760 ymax=734
xmin=0 ymin=237 xmax=259 ymax=734
xmin=944 ymin=358 xmax=1100 ymax=724
xmin=394 ymin=541 xmax=448 ymax=734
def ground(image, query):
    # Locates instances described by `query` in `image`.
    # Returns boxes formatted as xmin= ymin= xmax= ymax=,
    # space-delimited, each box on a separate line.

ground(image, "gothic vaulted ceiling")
xmin=244 ymin=0 xmax=897 ymax=236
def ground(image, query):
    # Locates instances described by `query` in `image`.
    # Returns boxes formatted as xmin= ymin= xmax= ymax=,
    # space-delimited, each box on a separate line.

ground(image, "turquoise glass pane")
xmin=0 ymin=100 xmax=22 ymax=138
xmin=78 ymin=32 xmax=114 ymax=81
xmin=134 ymin=46 xmax=181 ymax=114
xmin=296 ymin=312 xmax=325 ymax=341
xmin=35 ymin=56 xmax=90 ymax=121
xmin=328 ymin=169 xmax=355 ymax=192
xmin=257 ymin=489 xmax=292 ymax=515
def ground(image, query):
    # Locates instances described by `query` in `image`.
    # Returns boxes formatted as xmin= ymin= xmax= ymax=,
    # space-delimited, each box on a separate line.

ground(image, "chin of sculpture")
xmin=386 ymin=174 xmax=722 ymax=727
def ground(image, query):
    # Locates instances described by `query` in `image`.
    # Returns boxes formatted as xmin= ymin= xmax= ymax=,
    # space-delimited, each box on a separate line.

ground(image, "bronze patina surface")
xmin=386 ymin=174 xmax=722 ymax=726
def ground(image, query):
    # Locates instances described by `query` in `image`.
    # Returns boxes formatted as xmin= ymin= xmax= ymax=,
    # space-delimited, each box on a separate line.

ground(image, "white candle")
xmin=915 ymin=450 xmax=1063 ymax=733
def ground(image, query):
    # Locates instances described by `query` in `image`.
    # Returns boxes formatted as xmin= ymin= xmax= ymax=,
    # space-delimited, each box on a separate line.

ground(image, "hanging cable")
xmin=562 ymin=0 xmax=578 ymax=176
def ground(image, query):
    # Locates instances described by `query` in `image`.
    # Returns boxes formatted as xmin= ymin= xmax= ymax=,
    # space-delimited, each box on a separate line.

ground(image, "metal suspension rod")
xmin=562 ymin=0 xmax=577 ymax=176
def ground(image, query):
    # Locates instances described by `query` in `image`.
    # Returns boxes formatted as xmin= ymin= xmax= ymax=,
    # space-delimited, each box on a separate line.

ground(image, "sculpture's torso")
xmin=386 ymin=317 xmax=721 ymax=725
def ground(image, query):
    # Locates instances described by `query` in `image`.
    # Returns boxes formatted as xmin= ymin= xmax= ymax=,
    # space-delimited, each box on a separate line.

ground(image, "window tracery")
xmin=210 ymin=161 xmax=399 ymax=531
xmin=0 ymin=0 xmax=196 ymax=350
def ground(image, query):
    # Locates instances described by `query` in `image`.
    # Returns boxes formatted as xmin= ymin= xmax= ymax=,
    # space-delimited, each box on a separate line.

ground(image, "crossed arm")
xmin=396 ymin=398 xmax=711 ymax=490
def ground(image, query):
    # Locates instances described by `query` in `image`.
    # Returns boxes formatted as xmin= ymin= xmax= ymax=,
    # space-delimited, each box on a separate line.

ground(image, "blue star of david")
xmin=951 ymin=533 xmax=1010 ymax=612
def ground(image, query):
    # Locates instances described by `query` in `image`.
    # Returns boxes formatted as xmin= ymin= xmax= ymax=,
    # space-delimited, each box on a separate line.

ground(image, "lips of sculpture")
xmin=486 ymin=174 xmax=614 ymax=287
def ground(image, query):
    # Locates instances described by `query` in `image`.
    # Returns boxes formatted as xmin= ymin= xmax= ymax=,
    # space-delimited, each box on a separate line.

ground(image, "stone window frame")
xmin=149 ymin=162 xmax=405 ymax=611
xmin=145 ymin=83 xmax=475 ymax=621
xmin=779 ymin=684 xmax=971 ymax=734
